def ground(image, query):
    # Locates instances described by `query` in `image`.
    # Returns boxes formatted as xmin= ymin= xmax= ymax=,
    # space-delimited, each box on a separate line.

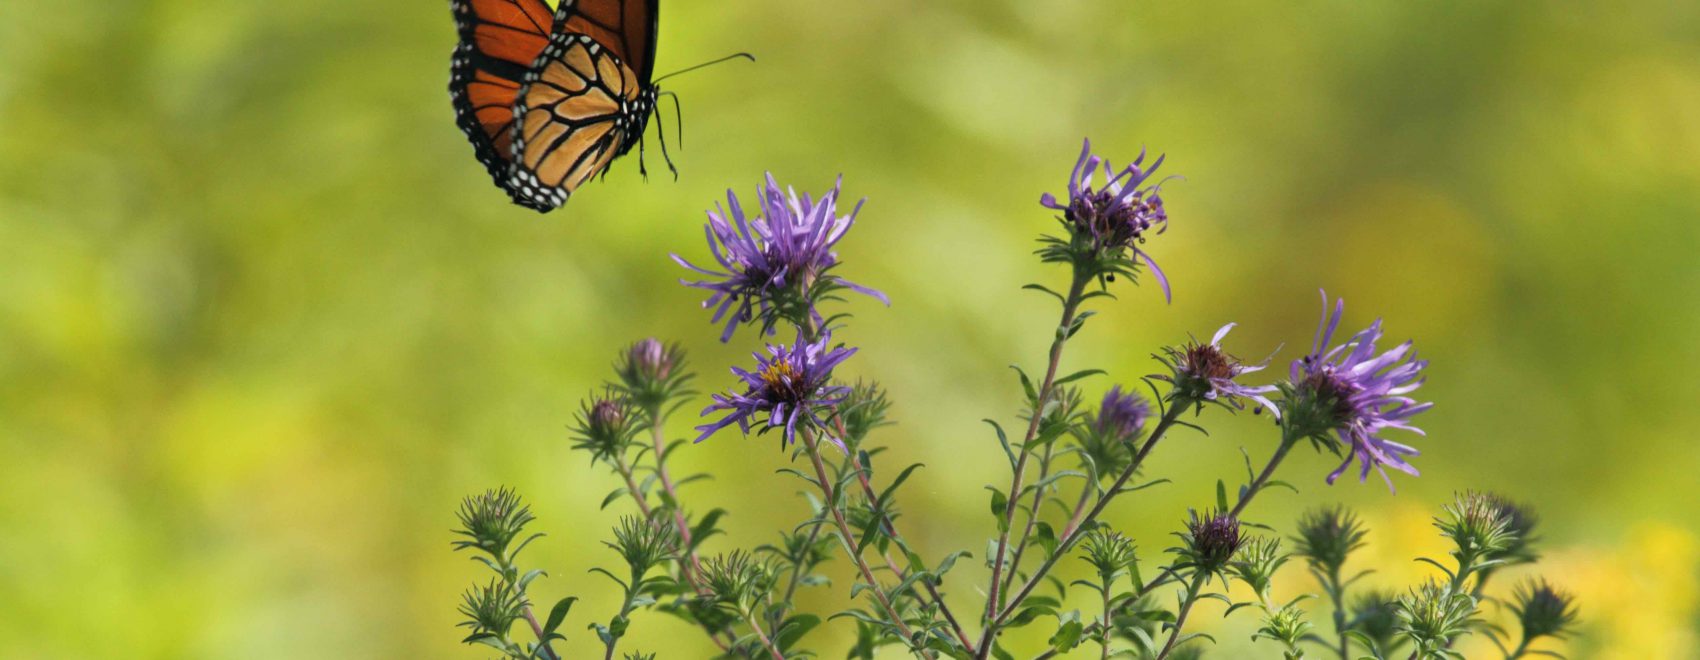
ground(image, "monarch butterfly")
xmin=449 ymin=0 xmax=665 ymax=212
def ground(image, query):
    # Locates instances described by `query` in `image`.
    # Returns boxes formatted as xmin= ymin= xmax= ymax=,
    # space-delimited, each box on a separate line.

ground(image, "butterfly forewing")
xmin=508 ymin=32 xmax=643 ymax=211
xmin=449 ymin=0 xmax=556 ymax=210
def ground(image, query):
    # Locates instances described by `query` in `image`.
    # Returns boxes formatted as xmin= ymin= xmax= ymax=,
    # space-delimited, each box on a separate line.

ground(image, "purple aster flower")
xmin=1289 ymin=292 xmax=1432 ymax=490
xmin=1093 ymin=386 xmax=1150 ymax=442
xmin=1040 ymin=138 xmax=1174 ymax=301
xmin=1156 ymin=323 xmax=1279 ymax=414
xmin=695 ymin=330 xmax=857 ymax=450
xmin=673 ymin=173 xmax=889 ymax=342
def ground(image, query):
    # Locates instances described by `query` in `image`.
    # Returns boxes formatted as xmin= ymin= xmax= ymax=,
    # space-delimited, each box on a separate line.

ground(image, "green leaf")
xmin=935 ymin=550 xmax=972 ymax=578
xmin=1053 ymin=368 xmax=1107 ymax=386
xmin=1033 ymin=522 xmax=1059 ymax=558
xmin=775 ymin=614 xmax=821 ymax=651
xmin=878 ymin=462 xmax=925 ymax=505
xmin=1216 ymin=479 xmax=1229 ymax=512
xmin=1010 ymin=365 xmax=1038 ymax=404
xmin=689 ymin=508 xmax=727 ymax=550
xmin=988 ymin=487 xmax=1010 ymax=533
xmin=1022 ymin=283 xmax=1066 ymax=304
xmin=984 ymin=419 xmax=1017 ymax=470
xmin=601 ymin=487 xmax=630 ymax=510
xmin=1049 ymin=618 xmax=1085 ymax=652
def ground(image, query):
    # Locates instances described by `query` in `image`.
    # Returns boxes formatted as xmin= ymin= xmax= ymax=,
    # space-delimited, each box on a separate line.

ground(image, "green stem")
xmin=1229 ymin=431 xmax=1299 ymax=519
xmin=980 ymin=269 xmax=1091 ymax=654
xmin=1155 ymin=572 xmax=1209 ymax=660
xmin=1325 ymin=565 xmax=1350 ymax=660
xmin=801 ymin=428 xmax=926 ymax=655
xmin=982 ymin=403 xmax=1186 ymax=643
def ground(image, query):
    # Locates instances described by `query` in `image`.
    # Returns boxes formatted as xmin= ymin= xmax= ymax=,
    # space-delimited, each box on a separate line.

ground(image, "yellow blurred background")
xmin=3 ymin=1 xmax=1698 ymax=657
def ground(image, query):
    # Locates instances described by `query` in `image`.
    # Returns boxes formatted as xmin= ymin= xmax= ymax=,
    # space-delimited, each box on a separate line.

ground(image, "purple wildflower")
xmin=673 ymin=173 xmax=889 ymax=342
xmin=1290 ymin=292 xmax=1432 ymax=490
xmin=1040 ymin=138 xmax=1174 ymax=301
xmin=1093 ymin=386 xmax=1150 ymax=442
xmin=695 ymin=330 xmax=857 ymax=449
xmin=1158 ymin=323 xmax=1279 ymax=413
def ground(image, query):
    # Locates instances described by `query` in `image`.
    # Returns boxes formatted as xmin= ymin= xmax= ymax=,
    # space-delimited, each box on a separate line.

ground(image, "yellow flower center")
xmin=760 ymin=359 xmax=798 ymax=389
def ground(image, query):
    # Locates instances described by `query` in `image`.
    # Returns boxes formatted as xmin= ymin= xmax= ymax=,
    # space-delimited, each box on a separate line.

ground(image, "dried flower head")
xmin=673 ymin=173 xmax=888 ymax=342
xmin=1156 ymin=323 xmax=1279 ymax=413
xmin=1285 ymin=292 xmax=1431 ymax=490
xmin=695 ymin=330 xmax=856 ymax=449
xmin=1039 ymin=139 xmax=1175 ymax=300
xmin=1292 ymin=505 xmax=1368 ymax=575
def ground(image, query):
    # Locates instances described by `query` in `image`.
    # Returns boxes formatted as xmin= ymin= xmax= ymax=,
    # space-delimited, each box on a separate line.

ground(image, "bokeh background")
xmin=3 ymin=0 xmax=1698 ymax=657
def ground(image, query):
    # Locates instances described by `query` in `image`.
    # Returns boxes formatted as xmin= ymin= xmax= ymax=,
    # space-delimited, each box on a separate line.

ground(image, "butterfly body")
xmin=449 ymin=0 xmax=660 ymax=212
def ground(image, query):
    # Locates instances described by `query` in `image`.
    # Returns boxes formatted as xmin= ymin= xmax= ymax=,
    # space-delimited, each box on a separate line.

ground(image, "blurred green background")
xmin=3 ymin=0 xmax=1698 ymax=657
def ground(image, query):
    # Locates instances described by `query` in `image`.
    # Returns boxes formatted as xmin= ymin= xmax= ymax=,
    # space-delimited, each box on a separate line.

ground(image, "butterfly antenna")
xmin=652 ymin=52 xmax=755 ymax=84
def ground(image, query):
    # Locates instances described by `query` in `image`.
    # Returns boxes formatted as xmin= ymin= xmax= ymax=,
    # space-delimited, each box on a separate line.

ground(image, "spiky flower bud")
xmin=1228 ymin=536 xmax=1290 ymax=597
xmin=837 ymin=380 xmax=892 ymax=448
xmin=457 ymin=579 xmax=526 ymax=639
xmin=1395 ymin=581 xmax=1478 ymax=654
xmin=701 ymin=550 xmax=772 ymax=609
xmin=617 ymin=338 xmax=688 ymax=409
xmin=607 ymin=516 xmax=679 ymax=576
xmin=1076 ymin=387 xmax=1147 ymax=477
xmin=1175 ymin=509 xmax=1245 ymax=574
xmin=1435 ymin=491 xmax=1514 ymax=569
xmin=1079 ymin=529 xmax=1138 ymax=586
xmin=571 ymin=389 xmax=638 ymax=463
xmin=1092 ymin=386 xmax=1150 ymax=443
xmin=1252 ymin=602 xmax=1313 ymax=657
xmin=1485 ymin=494 xmax=1541 ymax=566
xmin=1292 ymin=505 xmax=1368 ymax=575
xmin=452 ymin=487 xmax=536 ymax=561
xmin=1511 ymin=579 xmax=1578 ymax=643
xmin=1349 ymin=589 xmax=1404 ymax=656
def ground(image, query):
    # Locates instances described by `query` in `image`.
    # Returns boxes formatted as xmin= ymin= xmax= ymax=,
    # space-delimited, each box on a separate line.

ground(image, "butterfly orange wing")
xmin=449 ymin=0 xmax=557 ymax=210
xmin=507 ymin=32 xmax=644 ymax=210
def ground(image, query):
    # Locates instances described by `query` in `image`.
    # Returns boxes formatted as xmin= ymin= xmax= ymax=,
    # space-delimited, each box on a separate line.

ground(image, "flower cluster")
xmin=674 ymin=173 xmax=887 ymax=341
xmin=443 ymin=141 xmax=1577 ymax=660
